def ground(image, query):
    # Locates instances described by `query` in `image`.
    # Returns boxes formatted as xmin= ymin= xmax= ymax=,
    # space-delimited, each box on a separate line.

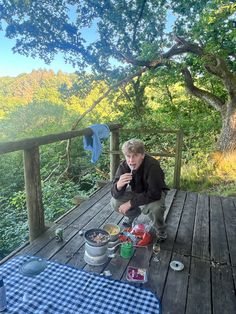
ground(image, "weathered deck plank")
xmin=211 ymin=264 xmax=236 ymax=314
xmin=161 ymin=252 xmax=190 ymax=314
xmin=143 ymin=249 xmax=172 ymax=298
xmin=173 ymin=191 xmax=198 ymax=256
xmin=1 ymin=186 xmax=236 ymax=314
xmin=192 ymin=193 xmax=210 ymax=260
xmin=161 ymin=190 xmax=187 ymax=253
xmin=221 ymin=196 xmax=236 ymax=266
xmin=185 ymin=257 xmax=211 ymax=314
xmin=210 ymin=195 xmax=230 ymax=264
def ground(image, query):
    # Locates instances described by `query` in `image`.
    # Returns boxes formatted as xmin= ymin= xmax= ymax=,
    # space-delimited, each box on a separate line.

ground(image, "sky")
xmin=0 ymin=4 xmax=100 ymax=77
xmin=0 ymin=29 xmax=88 ymax=77
xmin=0 ymin=10 xmax=175 ymax=78
xmin=0 ymin=17 xmax=98 ymax=77
xmin=0 ymin=35 xmax=76 ymax=77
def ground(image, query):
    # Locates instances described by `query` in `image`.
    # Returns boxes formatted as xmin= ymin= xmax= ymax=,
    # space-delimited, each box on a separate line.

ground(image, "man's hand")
xmin=118 ymin=201 xmax=132 ymax=214
xmin=116 ymin=173 xmax=132 ymax=190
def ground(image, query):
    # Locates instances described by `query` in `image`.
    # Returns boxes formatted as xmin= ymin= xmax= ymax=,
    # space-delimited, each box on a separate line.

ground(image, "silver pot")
xmin=84 ymin=234 xmax=109 ymax=266
xmin=85 ymin=242 xmax=107 ymax=256
xmin=84 ymin=251 xmax=108 ymax=266
xmin=84 ymin=229 xmax=110 ymax=247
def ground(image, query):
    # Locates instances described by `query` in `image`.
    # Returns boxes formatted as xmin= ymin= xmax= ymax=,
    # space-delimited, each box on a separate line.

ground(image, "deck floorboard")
xmin=1 ymin=184 xmax=236 ymax=314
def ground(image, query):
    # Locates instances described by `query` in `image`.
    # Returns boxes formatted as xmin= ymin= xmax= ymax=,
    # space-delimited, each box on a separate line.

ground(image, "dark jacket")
xmin=111 ymin=154 xmax=168 ymax=208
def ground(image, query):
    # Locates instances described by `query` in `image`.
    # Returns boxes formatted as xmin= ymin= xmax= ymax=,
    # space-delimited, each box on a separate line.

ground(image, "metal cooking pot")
xmin=84 ymin=229 xmax=110 ymax=247
xmin=85 ymin=242 xmax=107 ymax=256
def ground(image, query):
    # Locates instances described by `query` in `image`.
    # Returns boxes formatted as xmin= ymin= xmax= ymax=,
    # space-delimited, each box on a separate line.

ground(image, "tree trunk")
xmin=218 ymin=103 xmax=236 ymax=152
xmin=181 ymin=66 xmax=236 ymax=153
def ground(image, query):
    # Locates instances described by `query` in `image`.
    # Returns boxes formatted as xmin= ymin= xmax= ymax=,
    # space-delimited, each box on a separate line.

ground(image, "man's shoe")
xmin=155 ymin=232 xmax=167 ymax=243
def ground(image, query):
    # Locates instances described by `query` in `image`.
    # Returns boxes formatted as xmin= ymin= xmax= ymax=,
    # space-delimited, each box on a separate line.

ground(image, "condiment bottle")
xmin=0 ymin=275 xmax=7 ymax=312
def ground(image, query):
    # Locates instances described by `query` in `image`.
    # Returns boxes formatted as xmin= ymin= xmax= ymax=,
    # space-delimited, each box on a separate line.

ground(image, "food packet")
xmin=126 ymin=266 xmax=148 ymax=283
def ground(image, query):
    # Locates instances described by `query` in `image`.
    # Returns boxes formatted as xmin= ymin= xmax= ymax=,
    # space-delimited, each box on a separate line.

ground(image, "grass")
xmin=180 ymin=151 xmax=236 ymax=196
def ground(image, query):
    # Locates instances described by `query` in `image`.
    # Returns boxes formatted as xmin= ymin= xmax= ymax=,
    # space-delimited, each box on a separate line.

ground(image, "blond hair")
xmin=122 ymin=139 xmax=145 ymax=155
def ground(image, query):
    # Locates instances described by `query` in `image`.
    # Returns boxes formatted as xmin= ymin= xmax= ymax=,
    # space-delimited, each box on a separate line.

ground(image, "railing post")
xmin=173 ymin=129 xmax=184 ymax=189
xmin=110 ymin=128 xmax=120 ymax=181
xmin=23 ymin=146 xmax=45 ymax=241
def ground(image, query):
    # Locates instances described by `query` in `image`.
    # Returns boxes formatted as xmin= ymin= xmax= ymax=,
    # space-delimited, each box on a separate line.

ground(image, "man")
xmin=110 ymin=139 xmax=168 ymax=243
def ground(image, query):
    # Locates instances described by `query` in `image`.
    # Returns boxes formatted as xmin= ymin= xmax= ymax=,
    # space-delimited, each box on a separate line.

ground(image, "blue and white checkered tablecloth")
xmin=0 ymin=255 xmax=161 ymax=314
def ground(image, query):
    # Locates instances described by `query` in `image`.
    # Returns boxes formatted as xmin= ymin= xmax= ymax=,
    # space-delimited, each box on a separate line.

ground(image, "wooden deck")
xmin=1 ymin=184 xmax=236 ymax=314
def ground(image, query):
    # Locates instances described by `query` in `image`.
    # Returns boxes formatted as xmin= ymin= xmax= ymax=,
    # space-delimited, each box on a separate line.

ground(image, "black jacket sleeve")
xmin=110 ymin=161 xmax=129 ymax=198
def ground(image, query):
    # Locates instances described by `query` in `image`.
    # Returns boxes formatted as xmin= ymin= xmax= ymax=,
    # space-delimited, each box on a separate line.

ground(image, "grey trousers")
xmin=110 ymin=191 xmax=167 ymax=234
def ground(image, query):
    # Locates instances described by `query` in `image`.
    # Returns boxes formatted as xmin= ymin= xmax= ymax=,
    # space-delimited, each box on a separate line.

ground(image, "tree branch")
xmin=111 ymin=37 xmax=204 ymax=68
xmin=204 ymin=55 xmax=236 ymax=103
xmin=60 ymin=66 xmax=149 ymax=177
xmin=165 ymin=84 xmax=174 ymax=105
xmin=182 ymin=67 xmax=225 ymax=112
xmin=59 ymin=36 xmax=234 ymax=169
xmin=132 ymin=0 xmax=147 ymax=45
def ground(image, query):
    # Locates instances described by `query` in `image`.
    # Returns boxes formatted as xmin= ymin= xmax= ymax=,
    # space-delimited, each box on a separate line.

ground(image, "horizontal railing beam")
xmin=122 ymin=128 xmax=179 ymax=134
xmin=0 ymin=123 xmax=121 ymax=155
xmin=109 ymin=150 xmax=175 ymax=158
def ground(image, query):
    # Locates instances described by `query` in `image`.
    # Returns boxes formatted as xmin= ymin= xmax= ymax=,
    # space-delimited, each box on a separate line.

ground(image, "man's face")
xmin=124 ymin=152 xmax=145 ymax=171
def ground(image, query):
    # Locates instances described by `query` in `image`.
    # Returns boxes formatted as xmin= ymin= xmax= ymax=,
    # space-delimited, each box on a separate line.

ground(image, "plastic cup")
xmin=120 ymin=242 xmax=134 ymax=259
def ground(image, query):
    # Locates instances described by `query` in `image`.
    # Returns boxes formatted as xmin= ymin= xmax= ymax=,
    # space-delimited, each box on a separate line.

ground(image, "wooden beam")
xmin=23 ymin=146 xmax=45 ymax=241
xmin=110 ymin=129 xmax=120 ymax=180
xmin=173 ymin=129 xmax=184 ymax=189
xmin=0 ymin=123 xmax=121 ymax=155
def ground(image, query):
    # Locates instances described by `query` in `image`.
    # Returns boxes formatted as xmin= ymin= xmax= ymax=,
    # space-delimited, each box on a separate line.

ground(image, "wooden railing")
xmin=0 ymin=124 xmax=183 ymax=242
xmin=0 ymin=124 xmax=121 ymax=242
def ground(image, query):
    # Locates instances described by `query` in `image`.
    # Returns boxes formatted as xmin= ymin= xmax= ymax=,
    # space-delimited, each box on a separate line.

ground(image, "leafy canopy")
xmin=1 ymin=0 xmax=235 ymax=77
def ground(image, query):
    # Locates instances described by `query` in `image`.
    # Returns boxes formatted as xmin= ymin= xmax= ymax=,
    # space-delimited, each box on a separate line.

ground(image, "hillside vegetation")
xmin=0 ymin=69 xmax=235 ymax=259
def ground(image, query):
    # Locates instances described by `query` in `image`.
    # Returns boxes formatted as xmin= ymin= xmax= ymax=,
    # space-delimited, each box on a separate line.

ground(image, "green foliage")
xmin=0 ymin=153 xmax=24 ymax=192
xmin=0 ymin=190 xmax=28 ymax=258
xmin=0 ymin=70 xmax=77 ymax=118
xmin=0 ymin=176 xmax=98 ymax=258
xmin=42 ymin=180 xmax=79 ymax=221
xmin=1 ymin=1 xmax=234 ymax=74
xmin=190 ymin=2 xmax=236 ymax=58
xmin=1 ymin=101 xmax=73 ymax=140
xmin=0 ymin=69 xmax=232 ymax=259
xmin=0 ymin=0 xmax=235 ymax=256
xmin=1 ymin=1 xmax=235 ymax=153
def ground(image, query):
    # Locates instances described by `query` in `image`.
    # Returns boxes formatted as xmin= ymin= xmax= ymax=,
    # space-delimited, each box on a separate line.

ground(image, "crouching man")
xmin=110 ymin=139 xmax=169 ymax=243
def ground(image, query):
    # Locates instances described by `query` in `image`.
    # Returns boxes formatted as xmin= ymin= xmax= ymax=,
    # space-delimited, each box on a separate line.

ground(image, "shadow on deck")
xmin=1 ymin=184 xmax=236 ymax=314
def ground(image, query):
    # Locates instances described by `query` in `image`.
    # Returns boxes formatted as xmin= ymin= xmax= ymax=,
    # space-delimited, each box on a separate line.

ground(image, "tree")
xmin=0 ymin=0 xmax=235 ymax=152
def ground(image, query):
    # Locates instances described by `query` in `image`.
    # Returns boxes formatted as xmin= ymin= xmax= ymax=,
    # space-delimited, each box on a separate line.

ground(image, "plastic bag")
xmin=119 ymin=224 xmax=153 ymax=246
